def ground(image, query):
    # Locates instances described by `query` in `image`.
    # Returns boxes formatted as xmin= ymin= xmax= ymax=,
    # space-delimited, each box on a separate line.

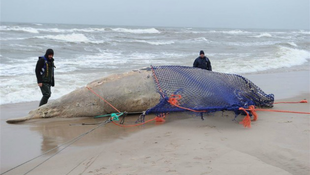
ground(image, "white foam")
xmin=0 ymin=57 xmax=78 ymax=77
xmin=293 ymin=30 xmax=310 ymax=35
xmin=0 ymin=61 xmax=35 ymax=76
xmin=209 ymin=30 xmax=250 ymax=34
xmin=185 ymin=29 xmax=250 ymax=34
xmin=193 ymin=37 xmax=209 ymax=42
xmin=226 ymin=41 xmax=279 ymax=46
xmin=38 ymin=28 xmax=67 ymax=33
xmin=133 ymin=40 xmax=175 ymax=45
xmin=111 ymin=28 xmax=160 ymax=34
xmin=36 ymin=33 xmax=104 ymax=43
xmin=0 ymin=26 xmax=39 ymax=33
xmin=252 ymin=33 xmax=272 ymax=38
xmin=0 ymin=37 xmax=27 ymax=41
xmin=215 ymin=47 xmax=310 ymax=74
xmin=287 ymin=42 xmax=298 ymax=47
xmin=0 ymin=74 xmax=87 ymax=105
xmin=37 ymin=28 xmax=106 ymax=33
xmin=72 ymin=28 xmax=106 ymax=33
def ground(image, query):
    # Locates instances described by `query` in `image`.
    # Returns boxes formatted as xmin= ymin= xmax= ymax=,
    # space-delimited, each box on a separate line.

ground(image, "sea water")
xmin=0 ymin=22 xmax=309 ymax=104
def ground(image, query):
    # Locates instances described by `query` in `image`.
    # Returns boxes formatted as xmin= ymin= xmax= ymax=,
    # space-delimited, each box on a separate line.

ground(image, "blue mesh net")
xmin=146 ymin=66 xmax=274 ymax=116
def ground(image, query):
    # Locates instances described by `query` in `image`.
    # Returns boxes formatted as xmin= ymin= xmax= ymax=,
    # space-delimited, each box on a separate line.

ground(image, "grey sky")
xmin=1 ymin=0 xmax=309 ymax=29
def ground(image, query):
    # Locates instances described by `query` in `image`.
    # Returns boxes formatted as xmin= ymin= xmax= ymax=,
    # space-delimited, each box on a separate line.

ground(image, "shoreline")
xmin=1 ymin=67 xmax=309 ymax=106
xmin=1 ymin=70 xmax=309 ymax=175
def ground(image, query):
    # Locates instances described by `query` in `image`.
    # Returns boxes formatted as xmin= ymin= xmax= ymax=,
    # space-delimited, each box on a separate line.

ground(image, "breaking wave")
xmin=252 ymin=33 xmax=272 ymax=38
xmin=133 ymin=40 xmax=175 ymax=45
xmin=35 ymin=33 xmax=104 ymax=43
xmin=111 ymin=28 xmax=160 ymax=34
xmin=0 ymin=26 xmax=39 ymax=34
xmin=216 ymin=47 xmax=310 ymax=74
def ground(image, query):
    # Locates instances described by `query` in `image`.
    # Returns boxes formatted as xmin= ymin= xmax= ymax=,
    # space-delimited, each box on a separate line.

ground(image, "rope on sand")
xmin=0 ymin=119 xmax=111 ymax=175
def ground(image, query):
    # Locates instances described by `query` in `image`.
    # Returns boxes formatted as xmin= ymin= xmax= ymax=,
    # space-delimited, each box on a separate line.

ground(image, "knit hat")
xmin=45 ymin=49 xmax=54 ymax=57
xmin=199 ymin=50 xmax=204 ymax=55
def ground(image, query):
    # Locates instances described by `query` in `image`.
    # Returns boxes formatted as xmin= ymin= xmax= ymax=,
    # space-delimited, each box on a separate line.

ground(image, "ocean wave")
xmin=133 ymin=40 xmax=175 ymax=45
xmin=0 ymin=37 xmax=27 ymax=41
xmin=225 ymin=41 xmax=279 ymax=47
xmin=209 ymin=30 xmax=250 ymax=34
xmin=0 ymin=74 xmax=88 ymax=105
xmin=38 ymin=28 xmax=106 ymax=33
xmin=0 ymin=26 xmax=39 ymax=34
xmin=36 ymin=33 xmax=104 ymax=44
xmin=0 ymin=61 xmax=35 ymax=77
xmin=111 ymin=28 xmax=160 ymax=34
xmin=292 ymin=30 xmax=310 ymax=35
xmin=193 ymin=37 xmax=209 ymax=42
xmin=0 ymin=25 xmax=106 ymax=34
xmin=215 ymin=47 xmax=310 ymax=74
xmin=281 ymin=42 xmax=298 ymax=47
xmin=252 ymin=33 xmax=272 ymax=38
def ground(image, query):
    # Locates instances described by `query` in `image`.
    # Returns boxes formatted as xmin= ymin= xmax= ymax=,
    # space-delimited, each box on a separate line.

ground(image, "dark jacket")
xmin=193 ymin=56 xmax=212 ymax=71
xmin=35 ymin=56 xmax=55 ymax=86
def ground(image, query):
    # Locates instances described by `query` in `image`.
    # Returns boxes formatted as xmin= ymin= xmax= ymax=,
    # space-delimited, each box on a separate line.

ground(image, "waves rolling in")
xmin=1 ymin=22 xmax=309 ymax=104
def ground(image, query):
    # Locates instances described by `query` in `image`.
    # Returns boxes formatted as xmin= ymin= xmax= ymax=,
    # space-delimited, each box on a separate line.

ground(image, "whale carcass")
xmin=6 ymin=66 xmax=274 ymax=124
xmin=7 ymin=69 xmax=160 ymax=123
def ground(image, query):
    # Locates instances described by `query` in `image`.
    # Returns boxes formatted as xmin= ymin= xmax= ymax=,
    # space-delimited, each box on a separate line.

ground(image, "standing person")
xmin=35 ymin=49 xmax=55 ymax=106
xmin=193 ymin=50 xmax=212 ymax=71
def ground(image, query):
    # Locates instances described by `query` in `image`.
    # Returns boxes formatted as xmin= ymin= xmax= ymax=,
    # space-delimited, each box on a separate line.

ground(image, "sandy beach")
xmin=1 ymin=70 xmax=309 ymax=175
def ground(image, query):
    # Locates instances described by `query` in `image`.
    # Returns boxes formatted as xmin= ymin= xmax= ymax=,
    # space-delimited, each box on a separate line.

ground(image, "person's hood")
xmin=44 ymin=49 xmax=54 ymax=58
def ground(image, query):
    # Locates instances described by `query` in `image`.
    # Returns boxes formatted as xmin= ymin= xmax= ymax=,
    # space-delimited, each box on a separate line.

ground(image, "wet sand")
xmin=1 ymin=71 xmax=309 ymax=175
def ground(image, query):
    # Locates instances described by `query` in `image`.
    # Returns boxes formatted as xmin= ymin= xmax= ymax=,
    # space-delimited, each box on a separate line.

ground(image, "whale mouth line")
xmin=6 ymin=117 xmax=28 ymax=124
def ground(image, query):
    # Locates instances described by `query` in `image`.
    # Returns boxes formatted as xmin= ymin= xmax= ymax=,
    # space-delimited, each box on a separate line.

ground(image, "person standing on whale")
xmin=35 ymin=49 xmax=56 ymax=106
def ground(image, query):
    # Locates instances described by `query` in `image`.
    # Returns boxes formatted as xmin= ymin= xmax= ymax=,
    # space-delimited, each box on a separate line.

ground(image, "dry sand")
xmin=1 ymin=71 xmax=309 ymax=175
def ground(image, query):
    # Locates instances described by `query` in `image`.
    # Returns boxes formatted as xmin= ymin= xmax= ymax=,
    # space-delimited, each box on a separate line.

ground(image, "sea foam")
xmin=111 ymin=28 xmax=160 ymax=34
xmin=252 ymin=33 xmax=272 ymax=38
xmin=36 ymin=33 xmax=103 ymax=43
xmin=0 ymin=26 xmax=39 ymax=34
xmin=215 ymin=47 xmax=310 ymax=74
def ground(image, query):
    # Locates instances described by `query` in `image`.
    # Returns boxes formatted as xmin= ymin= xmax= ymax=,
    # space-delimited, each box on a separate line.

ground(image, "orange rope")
xmin=273 ymin=100 xmax=308 ymax=104
xmin=239 ymin=107 xmax=252 ymax=128
xmin=151 ymin=66 xmax=206 ymax=113
xmin=249 ymin=108 xmax=310 ymax=115
xmin=239 ymin=104 xmax=310 ymax=128
xmin=168 ymin=94 xmax=207 ymax=113
xmin=87 ymin=86 xmax=166 ymax=127
xmin=86 ymin=87 xmax=121 ymax=113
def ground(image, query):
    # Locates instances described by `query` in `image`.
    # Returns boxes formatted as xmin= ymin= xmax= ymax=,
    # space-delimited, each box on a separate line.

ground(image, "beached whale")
xmin=7 ymin=69 xmax=160 ymax=123
xmin=6 ymin=66 xmax=274 ymax=124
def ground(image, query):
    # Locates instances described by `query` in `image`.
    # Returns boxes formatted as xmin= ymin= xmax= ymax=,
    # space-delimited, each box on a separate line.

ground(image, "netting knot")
xmin=168 ymin=94 xmax=182 ymax=106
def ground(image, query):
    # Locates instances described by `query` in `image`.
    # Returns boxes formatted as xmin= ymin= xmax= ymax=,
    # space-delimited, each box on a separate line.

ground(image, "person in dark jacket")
xmin=193 ymin=50 xmax=212 ymax=71
xmin=35 ymin=49 xmax=55 ymax=106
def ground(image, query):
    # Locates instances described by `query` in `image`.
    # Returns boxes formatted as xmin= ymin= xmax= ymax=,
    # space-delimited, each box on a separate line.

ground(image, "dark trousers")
xmin=39 ymin=83 xmax=51 ymax=106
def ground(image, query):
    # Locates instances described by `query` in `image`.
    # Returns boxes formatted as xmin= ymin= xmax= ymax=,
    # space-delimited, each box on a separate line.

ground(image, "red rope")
xmin=239 ymin=104 xmax=310 ymax=128
xmin=87 ymin=86 xmax=166 ymax=127
xmin=250 ymin=108 xmax=310 ymax=115
xmin=273 ymin=100 xmax=308 ymax=104
xmin=86 ymin=87 xmax=121 ymax=113
xmin=168 ymin=94 xmax=207 ymax=113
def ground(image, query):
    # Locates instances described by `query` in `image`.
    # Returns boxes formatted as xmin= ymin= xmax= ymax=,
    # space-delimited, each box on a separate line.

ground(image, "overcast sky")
xmin=1 ymin=0 xmax=309 ymax=29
